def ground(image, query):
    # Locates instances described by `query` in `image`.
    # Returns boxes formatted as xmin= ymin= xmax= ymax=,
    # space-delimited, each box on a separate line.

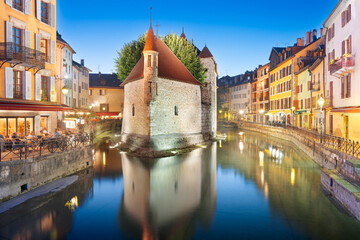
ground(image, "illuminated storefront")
xmin=0 ymin=117 xmax=34 ymax=136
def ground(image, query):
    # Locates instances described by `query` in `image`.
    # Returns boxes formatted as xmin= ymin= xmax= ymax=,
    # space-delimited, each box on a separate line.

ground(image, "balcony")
xmin=0 ymin=42 xmax=48 ymax=71
xmin=310 ymin=82 xmax=320 ymax=92
xmin=329 ymin=55 xmax=355 ymax=78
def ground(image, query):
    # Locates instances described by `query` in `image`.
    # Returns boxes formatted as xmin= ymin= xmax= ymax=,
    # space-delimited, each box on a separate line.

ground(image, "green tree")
xmin=114 ymin=34 xmax=146 ymax=81
xmin=114 ymin=33 xmax=206 ymax=82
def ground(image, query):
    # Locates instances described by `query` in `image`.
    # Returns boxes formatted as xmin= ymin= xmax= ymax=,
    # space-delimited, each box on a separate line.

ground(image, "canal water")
xmin=1 ymin=130 xmax=360 ymax=239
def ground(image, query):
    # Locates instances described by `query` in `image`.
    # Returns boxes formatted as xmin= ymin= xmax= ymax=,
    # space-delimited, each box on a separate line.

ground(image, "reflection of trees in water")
xmin=118 ymin=143 xmax=217 ymax=240
xmin=0 ymin=169 xmax=94 ymax=240
xmin=217 ymin=130 xmax=360 ymax=239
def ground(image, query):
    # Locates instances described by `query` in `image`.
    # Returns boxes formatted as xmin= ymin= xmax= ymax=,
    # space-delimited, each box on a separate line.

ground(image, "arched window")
xmin=132 ymin=104 xmax=135 ymax=116
xmin=174 ymin=105 xmax=178 ymax=116
xmin=148 ymin=55 xmax=152 ymax=67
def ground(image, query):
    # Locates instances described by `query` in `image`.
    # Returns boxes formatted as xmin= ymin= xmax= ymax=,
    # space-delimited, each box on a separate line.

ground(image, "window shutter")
xmin=35 ymin=33 xmax=41 ymax=51
xmin=348 ymin=5 xmax=351 ymax=22
xmin=5 ymin=0 xmax=11 ymax=6
xmin=332 ymin=23 xmax=335 ymax=38
xmin=25 ymin=71 xmax=32 ymax=100
xmin=341 ymin=76 xmax=345 ymax=99
xmin=5 ymin=67 xmax=14 ymax=99
xmin=25 ymin=29 xmax=31 ymax=48
xmin=349 ymin=35 xmax=352 ymax=54
xmin=50 ymin=76 xmax=56 ymax=102
xmin=25 ymin=0 xmax=32 ymax=15
xmin=5 ymin=21 xmax=12 ymax=43
xmin=50 ymin=39 xmax=55 ymax=64
xmin=50 ymin=4 xmax=55 ymax=27
xmin=347 ymin=74 xmax=351 ymax=98
xmin=342 ymin=40 xmax=345 ymax=56
xmin=341 ymin=11 xmax=345 ymax=27
xmin=36 ymin=0 xmax=41 ymax=20
xmin=35 ymin=74 xmax=41 ymax=101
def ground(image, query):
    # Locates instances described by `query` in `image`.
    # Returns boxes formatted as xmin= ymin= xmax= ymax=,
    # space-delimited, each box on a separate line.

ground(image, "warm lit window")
xmin=41 ymin=38 xmax=49 ymax=57
xmin=100 ymin=104 xmax=109 ymax=112
xmin=41 ymin=76 xmax=49 ymax=101
xmin=41 ymin=1 xmax=49 ymax=24
xmin=13 ymin=70 xmax=22 ymax=99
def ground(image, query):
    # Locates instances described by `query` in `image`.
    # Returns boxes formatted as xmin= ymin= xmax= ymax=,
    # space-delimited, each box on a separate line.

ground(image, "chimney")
xmin=81 ymin=59 xmax=84 ymax=66
xmin=305 ymin=32 xmax=310 ymax=46
xmin=313 ymin=29 xmax=317 ymax=41
xmin=297 ymin=37 xmax=305 ymax=47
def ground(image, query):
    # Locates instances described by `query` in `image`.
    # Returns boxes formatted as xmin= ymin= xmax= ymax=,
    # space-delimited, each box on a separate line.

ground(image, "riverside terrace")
xmin=0 ymin=132 xmax=92 ymax=162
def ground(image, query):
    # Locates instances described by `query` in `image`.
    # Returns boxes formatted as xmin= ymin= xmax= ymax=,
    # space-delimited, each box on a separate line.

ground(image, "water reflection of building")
xmin=0 ymin=169 xmax=94 ymax=240
xmin=93 ymin=148 xmax=123 ymax=180
xmin=219 ymin=131 xmax=360 ymax=239
xmin=118 ymin=143 xmax=217 ymax=239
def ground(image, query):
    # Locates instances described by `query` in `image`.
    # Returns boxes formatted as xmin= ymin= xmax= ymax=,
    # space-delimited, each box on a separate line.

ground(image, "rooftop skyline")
xmin=57 ymin=0 xmax=338 ymax=78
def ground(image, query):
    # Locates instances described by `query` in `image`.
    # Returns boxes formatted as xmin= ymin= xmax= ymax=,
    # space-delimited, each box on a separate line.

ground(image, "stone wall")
xmin=200 ymin=57 xmax=217 ymax=139
xmin=321 ymin=170 xmax=360 ymax=220
xmin=122 ymin=79 xmax=150 ymax=136
xmin=0 ymin=145 xmax=93 ymax=202
xmin=150 ymin=78 xmax=201 ymax=136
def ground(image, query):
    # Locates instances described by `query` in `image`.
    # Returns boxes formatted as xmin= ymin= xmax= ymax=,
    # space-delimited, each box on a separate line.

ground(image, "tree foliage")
xmin=114 ymin=33 xmax=206 ymax=82
xmin=114 ymin=34 xmax=146 ymax=81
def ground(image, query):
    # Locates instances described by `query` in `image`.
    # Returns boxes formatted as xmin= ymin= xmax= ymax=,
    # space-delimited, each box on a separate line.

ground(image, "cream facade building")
xmin=324 ymin=0 xmax=359 ymax=140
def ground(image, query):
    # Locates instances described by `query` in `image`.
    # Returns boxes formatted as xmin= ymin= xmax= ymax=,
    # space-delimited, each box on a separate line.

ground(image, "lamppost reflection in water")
xmin=118 ymin=143 xmax=217 ymax=240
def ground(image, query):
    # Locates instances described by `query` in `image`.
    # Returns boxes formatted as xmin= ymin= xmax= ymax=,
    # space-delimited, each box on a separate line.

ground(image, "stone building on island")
xmin=120 ymin=24 xmax=217 ymax=152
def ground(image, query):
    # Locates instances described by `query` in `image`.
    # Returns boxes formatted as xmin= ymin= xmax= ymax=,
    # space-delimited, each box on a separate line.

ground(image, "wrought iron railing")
xmin=0 ymin=42 xmax=49 ymax=69
xmin=0 ymin=132 xmax=93 ymax=162
xmin=241 ymin=121 xmax=360 ymax=160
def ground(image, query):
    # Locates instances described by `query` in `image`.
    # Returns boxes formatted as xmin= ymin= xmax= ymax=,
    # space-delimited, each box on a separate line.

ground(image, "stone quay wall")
xmin=0 ymin=145 xmax=93 ymax=202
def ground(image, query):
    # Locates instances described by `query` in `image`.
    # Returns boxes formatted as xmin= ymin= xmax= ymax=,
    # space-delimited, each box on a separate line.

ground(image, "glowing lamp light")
xmin=62 ymin=87 xmax=69 ymax=95
xmin=291 ymin=106 xmax=296 ymax=111
xmin=239 ymin=110 xmax=244 ymax=115
xmin=259 ymin=109 xmax=265 ymax=114
xmin=318 ymin=97 xmax=325 ymax=108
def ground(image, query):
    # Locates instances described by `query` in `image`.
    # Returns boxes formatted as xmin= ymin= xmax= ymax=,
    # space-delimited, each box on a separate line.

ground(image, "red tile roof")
xmin=122 ymin=33 xmax=202 ymax=86
xmin=198 ymin=46 xmax=213 ymax=58
xmin=143 ymin=27 xmax=157 ymax=52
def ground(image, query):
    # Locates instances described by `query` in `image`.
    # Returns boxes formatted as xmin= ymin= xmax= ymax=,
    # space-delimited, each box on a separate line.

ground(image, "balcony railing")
xmin=0 ymin=42 xmax=48 ymax=70
xmin=310 ymin=83 xmax=320 ymax=91
xmin=329 ymin=55 xmax=355 ymax=77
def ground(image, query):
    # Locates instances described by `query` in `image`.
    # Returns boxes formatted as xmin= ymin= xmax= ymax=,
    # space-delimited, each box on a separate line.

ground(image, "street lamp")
xmin=239 ymin=110 xmax=244 ymax=122
xmin=62 ymin=87 xmax=69 ymax=95
xmin=318 ymin=96 xmax=325 ymax=143
xmin=259 ymin=109 xmax=264 ymax=125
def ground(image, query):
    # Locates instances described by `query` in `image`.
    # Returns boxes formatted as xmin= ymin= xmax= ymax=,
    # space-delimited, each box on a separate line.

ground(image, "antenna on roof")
xmin=150 ymin=7 xmax=152 ymax=28
xmin=155 ymin=22 xmax=160 ymax=37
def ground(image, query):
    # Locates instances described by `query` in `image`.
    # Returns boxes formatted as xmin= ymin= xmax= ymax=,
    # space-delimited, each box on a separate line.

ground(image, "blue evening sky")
xmin=57 ymin=0 xmax=338 ymax=78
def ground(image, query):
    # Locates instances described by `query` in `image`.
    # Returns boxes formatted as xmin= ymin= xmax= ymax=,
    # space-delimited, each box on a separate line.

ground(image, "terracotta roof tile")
xmin=198 ymin=46 xmax=213 ymax=58
xmin=143 ymin=27 xmax=157 ymax=52
xmin=122 ymin=38 xmax=202 ymax=86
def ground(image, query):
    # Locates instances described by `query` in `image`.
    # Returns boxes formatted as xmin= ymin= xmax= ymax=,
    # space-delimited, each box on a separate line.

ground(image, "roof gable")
xmin=122 ymin=38 xmax=201 ymax=86
xmin=198 ymin=46 xmax=213 ymax=58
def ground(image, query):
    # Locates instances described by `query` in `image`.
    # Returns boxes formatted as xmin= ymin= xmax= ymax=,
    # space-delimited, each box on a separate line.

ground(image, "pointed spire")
xmin=143 ymin=8 xmax=157 ymax=52
xmin=180 ymin=27 xmax=186 ymax=39
xmin=150 ymin=7 xmax=152 ymax=28
xmin=198 ymin=45 xmax=213 ymax=58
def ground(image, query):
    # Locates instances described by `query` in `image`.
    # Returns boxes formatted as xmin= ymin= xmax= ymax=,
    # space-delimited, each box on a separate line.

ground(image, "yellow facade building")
xmin=0 ymin=0 xmax=61 ymax=135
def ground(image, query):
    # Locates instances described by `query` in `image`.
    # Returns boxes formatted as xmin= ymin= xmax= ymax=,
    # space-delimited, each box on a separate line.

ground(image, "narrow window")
xmin=13 ymin=70 xmax=22 ymax=99
xmin=148 ymin=55 xmax=152 ymax=67
xmin=41 ymin=76 xmax=49 ymax=101
xmin=132 ymin=104 xmax=135 ymax=116
xmin=12 ymin=27 xmax=22 ymax=53
xmin=41 ymin=1 xmax=49 ymax=24
xmin=174 ymin=105 xmax=178 ymax=116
